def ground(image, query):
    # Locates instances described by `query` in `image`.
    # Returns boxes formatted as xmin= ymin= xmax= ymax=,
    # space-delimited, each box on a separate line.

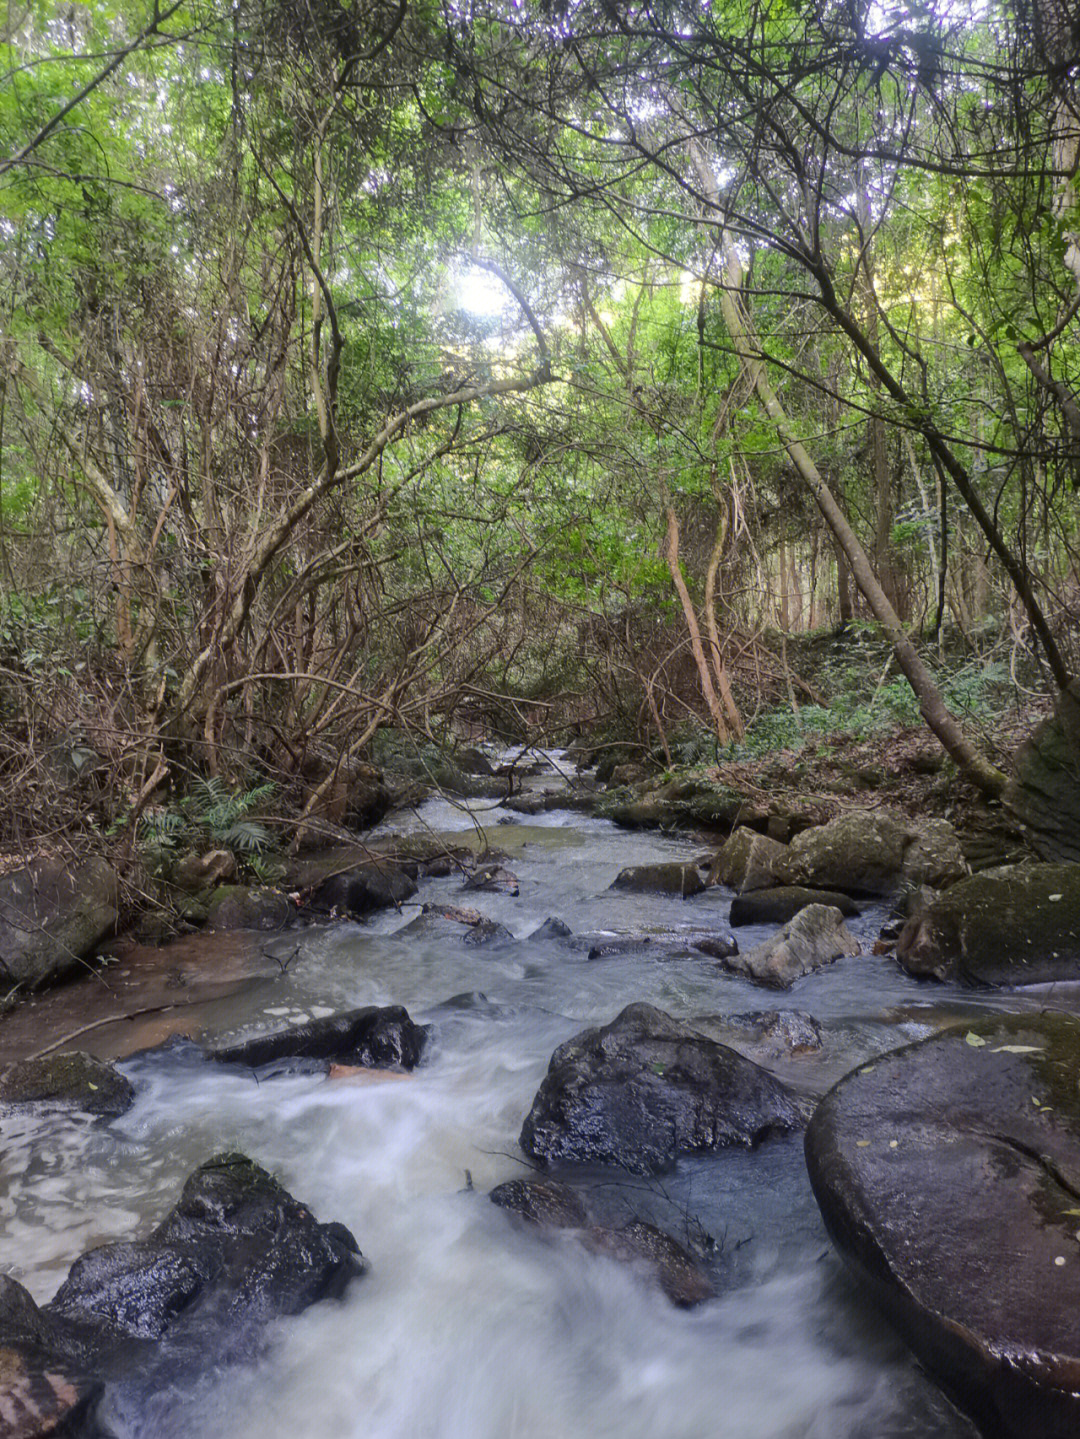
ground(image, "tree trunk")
xmin=687 ymin=136 xmax=1006 ymax=797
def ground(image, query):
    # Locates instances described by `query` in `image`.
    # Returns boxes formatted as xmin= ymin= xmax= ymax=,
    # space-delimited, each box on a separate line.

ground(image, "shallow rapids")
xmin=4 ymin=755 xmax=1053 ymax=1437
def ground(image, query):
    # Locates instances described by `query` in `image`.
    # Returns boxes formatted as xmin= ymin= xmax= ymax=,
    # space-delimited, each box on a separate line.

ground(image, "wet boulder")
xmin=896 ymin=862 xmax=1080 ymax=984
xmin=490 ymin=1178 xmax=589 ymax=1228
xmin=489 ymin=1178 xmax=713 ymax=1307
xmin=528 ymin=916 xmax=573 ymax=942
xmin=0 ymin=1051 xmax=134 ymax=1118
xmin=0 ymin=857 xmax=118 ymax=991
xmin=0 ymin=1155 xmax=361 ymax=1434
xmin=609 ymin=862 xmax=705 ymax=898
xmin=712 ymin=827 xmax=787 ymax=893
xmin=212 ymin=1005 xmax=426 ymax=1073
xmin=396 ymin=903 xmax=514 ymax=947
xmin=714 ymin=905 xmax=860 ymax=989
xmin=729 ymin=886 xmax=859 ymax=927
xmin=520 ymin=1002 xmax=802 ymax=1175
xmin=691 ymin=934 xmax=739 ymax=960
xmin=805 ymin=1013 xmax=1080 ymax=1439
xmin=308 ymin=862 xmax=417 ymax=916
xmin=583 ymin=1222 xmax=714 ymax=1308
xmin=777 ymin=812 xmax=966 ymax=897
xmin=462 ymin=861 xmax=520 ymax=897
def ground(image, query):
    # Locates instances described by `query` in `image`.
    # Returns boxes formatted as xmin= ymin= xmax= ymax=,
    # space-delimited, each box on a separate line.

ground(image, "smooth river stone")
xmin=805 ymin=1013 xmax=1080 ymax=1438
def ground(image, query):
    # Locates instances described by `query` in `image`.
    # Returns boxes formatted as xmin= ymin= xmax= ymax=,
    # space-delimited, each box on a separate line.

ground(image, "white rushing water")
xmin=1 ymin=755 xmax=1015 ymax=1437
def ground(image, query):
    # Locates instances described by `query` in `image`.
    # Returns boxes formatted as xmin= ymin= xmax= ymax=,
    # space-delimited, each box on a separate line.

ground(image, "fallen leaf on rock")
xmin=964 ymin=1032 xmax=987 ymax=1047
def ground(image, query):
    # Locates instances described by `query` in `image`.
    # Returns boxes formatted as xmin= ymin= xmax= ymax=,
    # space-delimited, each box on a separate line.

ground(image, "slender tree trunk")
xmin=687 ymin=138 xmax=1006 ymax=796
xmin=663 ymin=506 xmax=732 ymax=745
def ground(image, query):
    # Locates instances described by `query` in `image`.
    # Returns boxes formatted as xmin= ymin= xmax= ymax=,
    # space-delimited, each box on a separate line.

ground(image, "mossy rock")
xmin=0 ymin=1051 xmax=134 ymax=1117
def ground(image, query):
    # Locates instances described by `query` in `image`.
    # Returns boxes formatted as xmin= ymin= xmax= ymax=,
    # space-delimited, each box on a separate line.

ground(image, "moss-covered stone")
xmin=896 ymin=862 xmax=1080 ymax=984
xmin=0 ymin=1051 xmax=134 ymax=1116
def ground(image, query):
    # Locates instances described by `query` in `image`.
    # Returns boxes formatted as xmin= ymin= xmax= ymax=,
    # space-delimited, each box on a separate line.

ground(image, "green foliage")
xmin=139 ymin=777 xmax=276 ymax=875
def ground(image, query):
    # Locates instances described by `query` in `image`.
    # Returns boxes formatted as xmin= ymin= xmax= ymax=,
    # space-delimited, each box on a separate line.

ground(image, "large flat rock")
xmin=805 ymin=1013 xmax=1080 ymax=1438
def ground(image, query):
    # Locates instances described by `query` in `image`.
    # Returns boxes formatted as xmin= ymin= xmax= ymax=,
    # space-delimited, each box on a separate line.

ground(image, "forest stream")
xmin=2 ymin=751 xmax=1072 ymax=1438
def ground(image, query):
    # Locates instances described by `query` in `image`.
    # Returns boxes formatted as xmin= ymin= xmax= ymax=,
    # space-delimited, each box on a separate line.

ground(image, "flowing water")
xmin=6 ymin=752 xmax=1067 ymax=1437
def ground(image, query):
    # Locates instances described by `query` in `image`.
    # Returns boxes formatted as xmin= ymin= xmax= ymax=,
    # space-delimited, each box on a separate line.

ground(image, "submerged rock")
xmin=0 ymin=1051 xmax=134 ymax=1118
xmin=0 ymin=1154 xmax=361 ymax=1434
xmin=528 ymin=916 xmax=573 ymax=941
xmin=212 ymin=1005 xmax=426 ymax=1073
xmin=729 ymin=886 xmax=859 ymax=927
xmin=0 ymin=857 xmax=118 ymax=991
xmin=691 ymin=934 xmax=739 ymax=960
xmin=520 ymin=1002 xmax=801 ymax=1175
xmin=489 ymin=1178 xmax=713 ymax=1307
xmin=462 ymin=861 xmax=520 ymax=896
xmin=396 ymin=903 xmax=514 ymax=947
xmin=805 ymin=1013 xmax=1080 ymax=1439
xmin=609 ymin=862 xmax=705 ymax=897
xmin=714 ymin=905 xmax=860 ymax=989
xmin=896 ymin=862 xmax=1080 ymax=984
xmin=693 ymin=1009 xmax=823 ymax=1058
xmin=490 ymin=1178 xmax=589 ymax=1228
xmin=583 ymin=1222 xmax=714 ymax=1308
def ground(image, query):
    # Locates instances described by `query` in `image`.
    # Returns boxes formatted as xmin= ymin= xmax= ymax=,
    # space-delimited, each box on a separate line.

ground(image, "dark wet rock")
xmin=462 ymin=861 xmax=520 ymax=897
xmin=212 ymin=1005 xmax=425 ymax=1073
xmin=692 ymin=934 xmax=739 ymax=960
xmin=490 ymin=1178 xmax=589 ymax=1228
xmin=308 ymin=862 xmax=417 ymax=917
xmin=713 ymin=827 xmax=787 ymax=894
xmin=205 ymin=884 xmax=293 ymax=931
xmin=777 ymin=811 xmax=967 ymax=897
xmin=0 ymin=1051 xmax=134 ymax=1117
xmin=51 ymin=1153 xmax=360 ymax=1339
xmin=609 ymin=862 xmax=705 ymax=898
xmin=729 ymin=886 xmax=859 ymax=927
xmin=896 ymin=862 xmax=1080 ymax=984
xmin=0 ymin=1155 xmax=360 ymax=1434
xmin=520 ymin=1002 xmax=802 ymax=1175
xmin=805 ymin=1013 xmax=1080 ymax=1439
xmin=529 ymin=917 xmax=573 ymax=941
xmin=396 ymin=903 xmax=514 ymax=947
xmin=0 ymin=857 xmax=118 ymax=992
xmin=489 ymin=1178 xmax=713 ymax=1307
xmin=173 ymin=849 xmax=236 ymax=892
xmin=715 ymin=904 xmax=860 ymax=989
xmin=0 ymin=1277 xmax=101 ymax=1439
xmin=419 ymin=855 xmax=458 ymax=878
xmin=584 ymin=1222 xmax=714 ymax=1308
